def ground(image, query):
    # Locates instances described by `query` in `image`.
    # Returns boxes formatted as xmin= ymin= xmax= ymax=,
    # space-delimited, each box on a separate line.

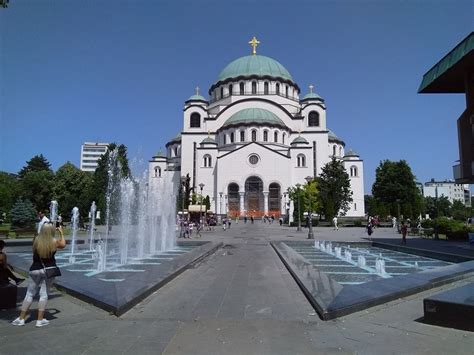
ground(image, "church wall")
xmin=344 ymin=158 xmax=365 ymax=217
xmin=301 ymin=104 xmax=326 ymax=131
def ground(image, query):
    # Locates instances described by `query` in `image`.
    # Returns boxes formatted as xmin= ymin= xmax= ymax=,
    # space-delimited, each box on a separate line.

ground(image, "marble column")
xmin=263 ymin=191 xmax=269 ymax=214
xmin=239 ymin=192 xmax=245 ymax=216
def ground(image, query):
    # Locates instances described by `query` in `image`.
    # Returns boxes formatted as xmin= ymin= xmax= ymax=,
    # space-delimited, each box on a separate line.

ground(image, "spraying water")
xmin=89 ymin=202 xmax=96 ymax=251
xmin=50 ymin=200 xmax=58 ymax=225
xmin=69 ymin=207 xmax=79 ymax=264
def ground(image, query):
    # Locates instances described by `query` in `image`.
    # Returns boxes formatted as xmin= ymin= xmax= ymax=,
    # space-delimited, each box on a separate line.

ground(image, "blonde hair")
xmin=33 ymin=223 xmax=57 ymax=259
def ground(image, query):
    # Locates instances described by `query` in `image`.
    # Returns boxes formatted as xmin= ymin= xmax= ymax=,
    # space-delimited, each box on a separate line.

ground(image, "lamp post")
xmin=305 ymin=176 xmax=314 ymax=239
xmin=434 ymin=184 xmax=439 ymax=240
xmin=219 ymin=192 xmax=223 ymax=217
xmin=199 ymin=183 xmax=204 ymax=226
xmin=296 ymin=183 xmax=302 ymax=231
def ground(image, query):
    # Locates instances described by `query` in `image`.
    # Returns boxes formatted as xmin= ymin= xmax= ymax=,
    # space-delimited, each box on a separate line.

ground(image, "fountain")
xmin=344 ymin=249 xmax=352 ymax=262
xmin=334 ymin=246 xmax=342 ymax=258
xmin=50 ymin=200 xmax=58 ymax=225
xmin=357 ymin=255 xmax=366 ymax=267
xmin=69 ymin=207 xmax=79 ymax=264
xmin=375 ymin=258 xmax=387 ymax=276
xmin=88 ymin=201 xmax=96 ymax=251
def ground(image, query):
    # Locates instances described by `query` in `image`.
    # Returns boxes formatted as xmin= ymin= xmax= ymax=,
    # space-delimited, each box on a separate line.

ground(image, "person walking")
xmin=332 ymin=216 xmax=339 ymax=231
xmin=12 ymin=223 xmax=66 ymax=327
xmin=366 ymin=221 xmax=373 ymax=238
xmin=401 ymin=221 xmax=408 ymax=245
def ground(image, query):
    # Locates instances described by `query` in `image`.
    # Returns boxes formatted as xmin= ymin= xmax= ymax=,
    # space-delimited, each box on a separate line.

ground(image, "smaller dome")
xmin=187 ymin=94 xmax=207 ymax=102
xmin=328 ymin=129 xmax=345 ymax=145
xmin=200 ymin=137 xmax=217 ymax=145
xmin=154 ymin=150 xmax=166 ymax=158
xmin=290 ymin=136 xmax=309 ymax=145
xmin=166 ymin=133 xmax=181 ymax=146
xmin=344 ymin=148 xmax=359 ymax=157
xmin=301 ymin=92 xmax=322 ymax=101
xmin=222 ymin=108 xmax=286 ymax=129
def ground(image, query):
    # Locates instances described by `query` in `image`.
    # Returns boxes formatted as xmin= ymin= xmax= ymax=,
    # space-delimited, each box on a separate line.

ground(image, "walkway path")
xmin=1 ymin=224 xmax=473 ymax=354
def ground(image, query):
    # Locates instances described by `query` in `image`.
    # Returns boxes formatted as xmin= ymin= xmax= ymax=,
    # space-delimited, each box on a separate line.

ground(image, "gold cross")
xmin=248 ymin=36 xmax=260 ymax=55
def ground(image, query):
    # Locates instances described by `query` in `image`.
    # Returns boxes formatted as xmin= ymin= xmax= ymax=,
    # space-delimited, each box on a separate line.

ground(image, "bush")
xmin=10 ymin=198 xmax=37 ymax=228
xmin=421 ymin=217 xmax=473 ymax=240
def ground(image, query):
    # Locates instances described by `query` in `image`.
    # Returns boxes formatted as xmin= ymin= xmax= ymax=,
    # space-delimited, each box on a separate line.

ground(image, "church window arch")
xmin=174 ymin=147 xmax=178 ymax=157
xmin=203 ymin=154 xmax=212 ymax=168
xmin=285 ymin=85 xmax=289 ymax=97
xmin=239 ymin=82 xmax=245 ymax=95
xmin=282 ymin=132 xmax=286 ymax=144
xmin=229 ymin=84 xmax=233 ymax=96
xmin=297 ymin=154 xmax=306 ymax=167
xmin=251 ymin=130 xmax=257 ymax=142
xmin=220 ymin=87 xmax=224 ymax=99
xmin=276 ymin=83 xmax=280 ymax=95
xmin=274 ymin=131 xmax=278 ymax=143
xmin=190 ymin=112 xmax=201 ymax=128
xmin=240 ymin=130 xmax=245 ymax=142
xmin=268 ymin=183 xmax=281 ymax=212
xmin=350 ymin=166 xmax=358 ymax=177
xmin=228 ymin=183 xmax=240 ymax=213
xmin=252 ymin=81 xmax=257 ymax=94
xmin=154 ymin=166 xmax=161 ymax=178
xmin=308 ymin=111 xmax=319 ymax=127
xmin=230 ymin=132 xmax=235 ymax=143
xmin=333 ymin=145 xmax=336 ymax=156
xmin=264 ymin=82 xmax=269 ymax=95
xmin=223 ymin=134 xmax=227 ymax=145
xmin=263 ymin=130 xmax=268 ymax=142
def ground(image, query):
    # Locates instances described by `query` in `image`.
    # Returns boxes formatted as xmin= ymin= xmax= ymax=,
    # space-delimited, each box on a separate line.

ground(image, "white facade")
xmin=423 ymin=179 xmax=471 ymax=207
xmin=149 ymin=46 xmax=365 ymax=218
xmin=80 ymin=142 xmax=109 ymax=172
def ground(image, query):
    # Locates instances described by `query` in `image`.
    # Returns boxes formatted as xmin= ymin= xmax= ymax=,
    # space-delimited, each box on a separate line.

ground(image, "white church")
xmin=149 ymin=38 xmax=365 ymax=219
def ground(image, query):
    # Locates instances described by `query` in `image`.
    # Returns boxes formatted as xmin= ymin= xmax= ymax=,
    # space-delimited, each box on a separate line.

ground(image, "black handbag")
xmin=41 ymin=260 xmax=61 ymax=279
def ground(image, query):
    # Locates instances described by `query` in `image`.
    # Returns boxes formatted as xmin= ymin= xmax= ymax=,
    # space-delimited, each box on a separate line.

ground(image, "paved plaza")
xmin=1 ymin=224 xmax=474 ymax=354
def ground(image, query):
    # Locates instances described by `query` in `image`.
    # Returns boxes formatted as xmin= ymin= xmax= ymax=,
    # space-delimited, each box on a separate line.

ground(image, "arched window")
xmin=282 ymin=133 xmax=286 ymax=144
xmin=228 ymin=183 xmax=240 ymax=213
xmin=154 ymin=166 xmax=161 ymax=178
xmin=190 ymin=112 xmax=201 ymax=128
xmin=274 ymin=131 xmax=278 ymax=143
xmin=297 ymin=154 xmax=306 ymax=167
xmin=240 ymin=82 xmax=244 ymax=95
xmin=223 ymin=134 xmax=227 ymax=145
xmin=308 ymin=111 xmax=319 ymax=127
xmin=333 ymin=145 xmax=336 ymax=156
xmin=268 ymin=183 xmax=281 ymax=213
xmin=350 ymin=166 xmax=358 ymax=177
xmin=240 ymin=130 xmax=245 ymax=142
xmin=264 ymin=82 xmax=269 ymax=95
xmin=339 ymin=147 xmax=342 ymax=156
xmin=229 ymin=84 xmax=233 ymax=96
xmin=263 ymin=130 xmax=268 ymax=142
xmin=285 ymin=85 xmax=289 ymax=97
xmin=276 ymin=83 xmax=280 ymax=95
xmin=230 ymin=132 xmax=235 ymax=143
xmin=220 ymin=87 xmax=224 ymax=99
xmin=354 ymin=203 xmax=357 ymax=211
xmin=203 ymin=154 xmax=212 ymax=168
xmin=252 ymin=81 xmax=257 ymax=94
xmin=174 ymin=147 xmax=178 ymax=156
xmin=251 ymin=130 xmax=257 ymax=142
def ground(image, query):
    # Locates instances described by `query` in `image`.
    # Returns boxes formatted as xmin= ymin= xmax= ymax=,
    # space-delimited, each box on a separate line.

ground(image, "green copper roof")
xmin=328 ymin=129 xmax=338 ymax=140
xmin=187 ymin=94 xmax=207 ymax=101
xmin=222 ymin=108 xmax=286 ymax=128
xmin=418 ymin=32 xmax=474 ymax=93
xmin=345 ymin=148 xmax=359 ymax=157
xmin=217 ymin=55 xmax=293 ymax=83
xmin=302 ymin=92 xmax=322 ymax=100
xmin=291 ymin=136 xmax=309 ymax=145
xmin=154 ymin=150 xmax=166 ymax=158
xmin=201 ymin=137 xmax=217 ymax=144
xmin=167 ymin=133 xmax=181 ymax=146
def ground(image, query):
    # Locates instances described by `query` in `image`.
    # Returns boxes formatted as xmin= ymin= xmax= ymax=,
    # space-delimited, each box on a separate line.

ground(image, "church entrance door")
xmin=245 ymin=176 xmax=264 ymax=216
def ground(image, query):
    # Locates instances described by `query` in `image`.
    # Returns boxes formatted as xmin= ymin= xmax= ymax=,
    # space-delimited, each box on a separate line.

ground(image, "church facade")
xmin=149 ymin=38 xmax=365 ymax=219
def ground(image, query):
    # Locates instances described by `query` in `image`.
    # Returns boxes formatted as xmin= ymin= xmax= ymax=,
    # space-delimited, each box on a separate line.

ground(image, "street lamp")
xmin=434 ymin=184 xmax=439 ymax=240
xmin=199 ymin=183 xmax=204 ymax=227
xmin=219 ymin=192 xmax=223 ymax=216
xmin=180 ymin=176 xmax=187 ymax=238
xmin=295 ymin=183 xmax=302 ymax=232
xmin=305 ymin=176 xmax=314 ymax=239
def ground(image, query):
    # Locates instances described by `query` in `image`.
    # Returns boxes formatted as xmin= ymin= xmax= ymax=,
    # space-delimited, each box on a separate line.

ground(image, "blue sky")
xmin=0 ymin=0 xmax=472 ymax=194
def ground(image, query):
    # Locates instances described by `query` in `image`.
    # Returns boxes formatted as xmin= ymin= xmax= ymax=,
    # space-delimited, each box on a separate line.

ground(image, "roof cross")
xmin=195 ymin=86 xmax=200 ymax=96
xmin=248 ymin=36 xmax=260 ymax=55
xmin=309 ymin=84 xmax=314 ymax=93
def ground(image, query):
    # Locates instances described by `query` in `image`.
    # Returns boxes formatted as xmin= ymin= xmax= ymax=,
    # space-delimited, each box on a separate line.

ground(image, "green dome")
xmin=217 ymin=55 xmax=293 ymax=83
xmin=222 ymin=108 xmax=286 ymax=128
xmin=187 ymin=94 xmax=207 ymax=102
xmin=328 ymin=129 xmax=345 ymax=145
xmin=201 ymin=137 xmax=217 ymax=145
xmin=302 ymin=92 xmax=322 ymax=100
xmin=344 ymin=148 xmax=359 ymax=157
xmin=291 ymin=136 xmax=309 ymax=145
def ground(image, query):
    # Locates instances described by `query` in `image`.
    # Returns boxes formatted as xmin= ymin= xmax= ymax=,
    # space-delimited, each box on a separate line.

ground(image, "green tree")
xmin=424 ymin=196 xmax=451 ymax=218
xmin=20 ymin=170 xmax=55 ymax=212
xmin=53 ymin=162 xmax=94 ymax=220
xmin=204 ymin=195 xmax=211 ymax=211
xmin=10 ymin=198 xmax=37 ymax=228
xmin=317 ymin=158 xmax=353 ymax=219
xmin=450 ymin=200 xmax=469 ymax=221
xmin=18 ymin=154 xmax=52 ymax=179
xmin=288 ymin=180 xmax=319 ymax=224
xmin=372 ymin=160 xmax=423 ymax=219
xmin=0 ymin=172 xmax=20 ymax=218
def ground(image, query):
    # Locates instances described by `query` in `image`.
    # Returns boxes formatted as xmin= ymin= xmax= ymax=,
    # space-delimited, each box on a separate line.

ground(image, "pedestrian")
xmin=244 ymin=216 xmax=247 ymax=224
xmin=196 ymin=222 xmax=202 ymax=238
xmin=250 ymin=216 xmax=254 ymax=224
xmin=366 ymin=221 xmax=373 ymax=238
xmin=392 ymin=216 xmax=397 ymax=229
xmin=332 ymin=216 xmax=338 ymax=230
xmin=37 ymin=211 xmax=50 ymax=235
xmin=0 ymin=240 xmax=24 ymax=285
xmin=279 ymin=217 xmax=283 ymax=226
xmin=223 ymin=218 xmax=227 ymax=231
xmin=12 ymin=223 xmax=66 ymax=327
xmin=401 ymin=221 xmax=408 ymax=245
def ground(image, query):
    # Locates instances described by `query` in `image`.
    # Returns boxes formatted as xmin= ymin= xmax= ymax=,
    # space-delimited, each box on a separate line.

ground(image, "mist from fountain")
xmin=50 ymin=200 xmax=58 ymax=224
xmin=89 ymin=202 xmax=96 ymax=251
xmin=69 ymin=207 xmax=79 ymax=264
